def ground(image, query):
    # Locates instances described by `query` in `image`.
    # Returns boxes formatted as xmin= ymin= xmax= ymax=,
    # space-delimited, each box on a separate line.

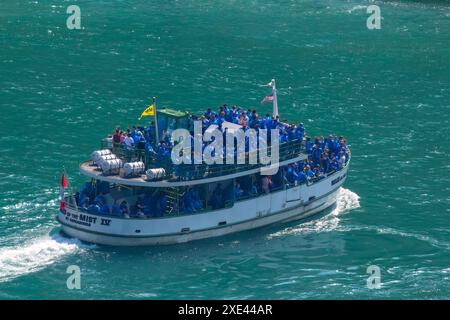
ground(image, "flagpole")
xmin=153 ymin=96 xmax=160 ymax=144
xmin=62 ymin=166 xmax=77 ymax=210
xmin=271 ymin=79 xmax=278 ymax=118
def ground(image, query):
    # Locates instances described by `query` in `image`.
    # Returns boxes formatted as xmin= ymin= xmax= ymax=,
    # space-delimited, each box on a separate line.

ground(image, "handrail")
xmin=100 ymin=138 xmax=305 ymax=182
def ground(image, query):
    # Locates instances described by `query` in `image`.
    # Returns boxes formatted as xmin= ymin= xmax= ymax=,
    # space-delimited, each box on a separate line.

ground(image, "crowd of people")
xmin=179 ymin=187 xmax=203 ymax=213
xmin=109 ymin=104 xmax=307 ymax=168
xmin=133 ymin=192 xmax=168 ymax=218
xmin=74 ymin=180 xmax=168 ymax=218
xmin=284 ymin=135 xmax=349 ymax=186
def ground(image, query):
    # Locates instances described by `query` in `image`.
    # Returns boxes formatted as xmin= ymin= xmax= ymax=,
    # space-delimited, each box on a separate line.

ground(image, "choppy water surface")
xmin=0 ymin=0 xmax=449 ymax=299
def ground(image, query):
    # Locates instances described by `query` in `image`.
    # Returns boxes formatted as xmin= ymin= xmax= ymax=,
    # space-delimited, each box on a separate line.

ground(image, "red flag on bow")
xmin=61 ymin=174 xmax=68 ymax=189
xmin=59 ymin=172 xmax=68 ymax=213
xmin=59 ymin=200 xmax=66 ymax=213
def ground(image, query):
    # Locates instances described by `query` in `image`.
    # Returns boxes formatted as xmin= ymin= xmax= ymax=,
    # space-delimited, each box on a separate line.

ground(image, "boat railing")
xmin=173 ymin=139 xmax=304 ymax=181
xmin=101 ymin=138 xmax=305 ymax=181
xmin=64 ymin=155 xmax=350 ymax=220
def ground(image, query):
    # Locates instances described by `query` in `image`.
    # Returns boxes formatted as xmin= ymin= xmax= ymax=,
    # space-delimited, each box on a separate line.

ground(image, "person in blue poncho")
xmin=314 ymin=164 xmax=324 ymax=179
xmin=296 ymin=169 xmax=307 ymax=184
xmin=331 ymin=155 xmax=339 ymax=172
xmin=100 ymin=202 xmax=110 ymax=214
xmin=156 ymin=193 xmax=167 ymax=217
xmin=305 ymin=165 xmax=315 ymax=181
xmin=295 ymin=123 xmax=305 ymax=140
xmin=311 ymin=144 xmax=322 ymax=166
xmin=182 ymin=189 xmax=196 ymax=213
xmin=286 ymin=164 xmax=298 ymax=184
xmin=81 ymin=197 xmax=90 ymax=210
xmin=94 ymin=192 xmax=106 ymax=206
xmin=119 ymin=200 xmax=130 ymax=218
xmin=234 ymin=182 xmax=243 ymax=199
xmin=305 ymin=137 xmax=313 ymax=154
xmin=279 ymin=129 xmax=288 ymax=143
xmin=325 ymin=154 xmax=332 ymax=173
xmin=190 ymin=189 xmax=200 ymax=210
xmin=287 ymin=124 xmax=295 ymax=141
xmin=87 ymin=203 xmax=101 ymax=214
xmin=111 ymin=203 xmax=121 ymax=216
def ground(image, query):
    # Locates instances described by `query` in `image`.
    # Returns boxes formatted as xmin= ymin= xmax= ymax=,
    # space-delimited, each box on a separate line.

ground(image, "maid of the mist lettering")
xmin=66 ymin=5 xmax=81 ymax=30
xmin=366 ymin=265 xmax=381 ymax=289
xmin=367 ymin=5 xmax=381 ymax=30
xmin=66 ymin=265 xmax=81 ymax=290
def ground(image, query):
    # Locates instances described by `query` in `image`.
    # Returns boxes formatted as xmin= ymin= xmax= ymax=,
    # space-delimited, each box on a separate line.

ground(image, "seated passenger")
xmin=250 ymin=181 xmax=259 ymax=196
xmin=286 ymin=164 xmax=297 ymax=184
xmin=135 ymin=197 xmax=145 ymax=217
xmin=142 ymin=194 xmax=153 ymax=217
xmin=111 ymin=202 xmax=121 ymax=216
xmin=94 ymin=192 xmax=106 ymax=206
xmin=314 ymin=165 xmax=324 ymax=179
xmin=156 ymin=194 xmax=167 ymax=217
xmin=338 ymin=150 xmax=346 ymax=169
xmin=210 ymin=184 xmax=224 ymax=209
xmin=81 ymin=197 xmax=90 ymax=210
xmin=234 ymin=182 xmax=243 ymax=199
xmin=305 ymin=165 xmax=315 ymax=181
xmin=182 ymin=189 xmax=196 ymax=213
xmin=119 ymin=200 xmax=130 ymax=218
xmin=100 ymin=203 xmax=110 ymax=214
xmin=191 ymin=189 xmax=202 ymax=210
xmin=87 ymin=203 xmax=100 ymax=214
xmin=261 ymin=176 xmax=273 ymax=194
xmin=296 ymin=170 xmax=307 ymax=184
xmin=331 ymin=157 xmax=339 ymax=172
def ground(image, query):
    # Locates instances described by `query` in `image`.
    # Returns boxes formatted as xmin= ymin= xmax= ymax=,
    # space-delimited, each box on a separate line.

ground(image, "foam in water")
xmin=267 ymin=188 xmax=361 ymax=239
xmin=0 ymin=234 xmax=88 ymax=283
xmin=347 ymin=5 xmax=368 ymax=14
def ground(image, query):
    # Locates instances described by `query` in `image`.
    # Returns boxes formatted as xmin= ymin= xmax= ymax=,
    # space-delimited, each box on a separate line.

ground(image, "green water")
xmin=0 ymin=0 xmax=449 ymax=299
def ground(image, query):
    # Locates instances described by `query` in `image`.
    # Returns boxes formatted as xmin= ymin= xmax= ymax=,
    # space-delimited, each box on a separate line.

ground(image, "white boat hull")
xmin=57 ymin=165 xmax=349 ymax=246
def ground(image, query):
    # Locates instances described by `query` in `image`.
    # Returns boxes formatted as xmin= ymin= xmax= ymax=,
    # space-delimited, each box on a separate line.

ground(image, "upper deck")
xmin=82 ymin=139 xmax=307 ymax=187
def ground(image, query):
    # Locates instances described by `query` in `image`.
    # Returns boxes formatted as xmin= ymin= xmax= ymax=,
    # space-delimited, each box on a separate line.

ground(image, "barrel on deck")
xmin=123 ymin=161 xmax=145 ymax=178
xmin=92 ymin=149 xmax=112 ymax=163
xmin=146 ymin=168 xmax=166 ymax=180
xmin=100 ymin=159 xmax=123 ymax=175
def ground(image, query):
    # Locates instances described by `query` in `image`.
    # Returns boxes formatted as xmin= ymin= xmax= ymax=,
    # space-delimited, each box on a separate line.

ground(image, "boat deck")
xmin=80 ymin=154 xmax=308 ymax=187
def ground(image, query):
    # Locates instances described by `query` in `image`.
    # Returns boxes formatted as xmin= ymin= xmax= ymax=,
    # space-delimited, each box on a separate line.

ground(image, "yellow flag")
xmin=138 ymin=104 xmax=155 ymax=120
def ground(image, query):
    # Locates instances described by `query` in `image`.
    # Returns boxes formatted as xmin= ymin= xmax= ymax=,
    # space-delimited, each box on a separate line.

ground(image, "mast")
xmin=269 ymin=79 xmax=278 ymax=118
xmin=153 ymin=96 xmax=160 ymax=143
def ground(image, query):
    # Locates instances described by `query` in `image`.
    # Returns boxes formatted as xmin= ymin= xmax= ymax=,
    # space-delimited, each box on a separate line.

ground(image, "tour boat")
xmin=57 ymin=81 xmax=350 ymax=246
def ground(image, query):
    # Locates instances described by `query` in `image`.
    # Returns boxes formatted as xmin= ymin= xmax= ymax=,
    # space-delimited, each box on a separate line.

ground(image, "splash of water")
xmin=0 ymin=234 xmax=90 ymax=283
xmin=347 ymin=5 xmax=368 ymax=14
xmin=267 ymin=188 xmax=360 ymax=239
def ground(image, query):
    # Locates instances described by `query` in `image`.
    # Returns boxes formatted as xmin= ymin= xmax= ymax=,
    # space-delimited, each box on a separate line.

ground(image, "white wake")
xmin=0 ymin=234 xmax=89 ymax=283
xmin=267 ymin=188 xmax=360 ymax=239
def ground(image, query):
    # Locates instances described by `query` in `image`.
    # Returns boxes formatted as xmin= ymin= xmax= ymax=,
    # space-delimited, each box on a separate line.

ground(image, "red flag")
xmin=61 ymin=174 xmax=68 ymax=189
xmin=59 ymin=200 xmax=66 ymax=213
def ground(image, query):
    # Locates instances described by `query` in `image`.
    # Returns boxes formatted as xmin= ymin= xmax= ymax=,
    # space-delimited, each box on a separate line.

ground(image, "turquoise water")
xmin=0 ymin=0 xmax=449 ymax=299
